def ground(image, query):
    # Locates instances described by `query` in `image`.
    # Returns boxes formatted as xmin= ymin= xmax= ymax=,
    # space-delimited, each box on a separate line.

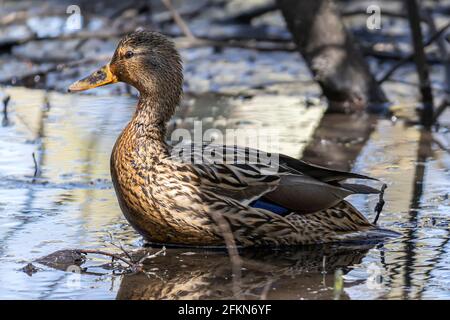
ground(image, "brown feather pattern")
xmin=80 ymin=31 xmax=398 ymax=247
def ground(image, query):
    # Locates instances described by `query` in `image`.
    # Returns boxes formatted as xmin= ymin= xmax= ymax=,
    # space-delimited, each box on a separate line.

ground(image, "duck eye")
xmin=124 ymin=51 xmax=134 ymax=59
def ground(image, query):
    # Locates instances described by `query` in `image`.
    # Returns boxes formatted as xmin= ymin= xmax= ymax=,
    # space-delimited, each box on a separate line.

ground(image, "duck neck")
xmin=131 ymin=93 xmax=177 ymax=142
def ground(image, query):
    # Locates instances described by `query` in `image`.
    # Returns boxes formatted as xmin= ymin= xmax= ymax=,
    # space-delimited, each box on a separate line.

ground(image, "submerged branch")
xmin=74 ymin=246 xmax=166 ymax=273
xmin=75 ymin=249 xmax=134 ymax=267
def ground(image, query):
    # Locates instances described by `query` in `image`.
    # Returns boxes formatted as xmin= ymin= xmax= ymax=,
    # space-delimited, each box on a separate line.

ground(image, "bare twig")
xmin=432 ymin=136 xmax=450 ymax=153
xmin=2 ymin=94 xmax=10 ymax=126
xmin=433 ymin=98 xmax=449 ymax=124
xmin=107 ymin=231 xmax=166 ymax=265
xmin=32 ymin=152 xmax=39 ymax=178
xmin=153 ymin=0 xmax=208 ymax=25
xmin=424 ymin=9 xmax=450 ymax=94
xmin=373 ymin=184 xmax=387 ymax=224
xmin=377 ymin=21 xmax=450 ymax=85
xmin=74 ymin=246 xmax=166 ymax=273
xmin=107 ymin=232 xmax=134 ymax=262
xmin=424 ymin=9 xmax=450 ymax=126
xmin=161 ymin=0 xmax=196 ymax=41
xmin=137 ymin=247 xmax=166 ymax=264
xmin=75 ymin=249 xmax=134 ymax=267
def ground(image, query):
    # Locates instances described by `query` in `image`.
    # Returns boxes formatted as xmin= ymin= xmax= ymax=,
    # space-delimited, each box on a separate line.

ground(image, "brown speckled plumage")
xmin=70 ymin=30 xmax=398 ymax=247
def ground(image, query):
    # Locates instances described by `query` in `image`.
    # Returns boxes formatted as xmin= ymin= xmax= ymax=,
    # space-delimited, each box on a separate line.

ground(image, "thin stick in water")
xmin=32 ymin=152 xmax=39 ymax=178
xmin=2 ymin=94 xmax=10 ymax=126
xmin=373 ymin=184 xmax=387 ymax=224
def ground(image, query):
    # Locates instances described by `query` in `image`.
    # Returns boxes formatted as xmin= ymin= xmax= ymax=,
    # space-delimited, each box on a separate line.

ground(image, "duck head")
xmin=69 ymin=30 xmax=183 ymax=123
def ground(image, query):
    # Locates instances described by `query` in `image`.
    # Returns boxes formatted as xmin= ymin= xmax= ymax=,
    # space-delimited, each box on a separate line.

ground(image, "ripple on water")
xmin=0 ymin=87 xmax=449 ymax=299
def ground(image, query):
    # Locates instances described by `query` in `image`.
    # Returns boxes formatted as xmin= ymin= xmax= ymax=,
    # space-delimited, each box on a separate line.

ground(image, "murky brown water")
xmin=0 ymin=86 xmax=449 ymax=299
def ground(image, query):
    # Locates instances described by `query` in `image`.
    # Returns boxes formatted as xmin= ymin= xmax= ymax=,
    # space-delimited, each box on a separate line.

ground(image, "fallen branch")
xmin=75 ymin=249 xmax=134 ymax=267
xmin=377 ymin=21 xmax=450 ymax=84
xmin=108 ymin=232 xmax=133 ymax=262
xmin=75 ymin=246 xmax=166 ymax=273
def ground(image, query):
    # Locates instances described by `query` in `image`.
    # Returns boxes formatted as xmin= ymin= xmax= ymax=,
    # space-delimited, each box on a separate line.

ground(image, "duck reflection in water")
xmin=116 ymin=244 xmax=375 ymax=300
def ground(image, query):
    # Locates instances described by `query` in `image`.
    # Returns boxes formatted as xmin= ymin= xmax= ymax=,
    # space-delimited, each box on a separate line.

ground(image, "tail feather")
xmin=335 ymin=227 xmax=401 ymax=242
xmin=338 ymin=183 xmax=381 ymax=194
xmin=286 ymin=200 xmax=400 ymax=244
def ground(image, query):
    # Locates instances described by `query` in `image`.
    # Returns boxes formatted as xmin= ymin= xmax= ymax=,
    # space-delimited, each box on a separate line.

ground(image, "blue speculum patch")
xmin=250 ymin=199 xmax=290 ymax=216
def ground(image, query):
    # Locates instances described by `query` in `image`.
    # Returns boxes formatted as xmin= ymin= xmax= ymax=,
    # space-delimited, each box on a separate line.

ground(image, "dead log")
xmin=277 ymin=0 xmax=388 ymax=113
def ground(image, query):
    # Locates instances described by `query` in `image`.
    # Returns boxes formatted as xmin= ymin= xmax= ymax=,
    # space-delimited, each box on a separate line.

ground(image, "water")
xmin=0 ymin=86 xmax=449 ymax=299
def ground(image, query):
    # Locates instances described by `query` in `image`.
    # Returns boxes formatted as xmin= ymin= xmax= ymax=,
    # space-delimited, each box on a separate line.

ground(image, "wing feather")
xmin=168 ymin=142 xmax=380 ymax=214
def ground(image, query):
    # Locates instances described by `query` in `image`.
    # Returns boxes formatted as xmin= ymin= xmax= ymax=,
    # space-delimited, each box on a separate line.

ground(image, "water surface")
xmin=0 ymin=86 xmax=449 ymax=299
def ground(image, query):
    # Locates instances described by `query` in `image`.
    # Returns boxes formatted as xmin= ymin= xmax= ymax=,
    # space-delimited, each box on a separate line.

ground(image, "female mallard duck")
xmin=68 ymin=30 xmax=397 ymax=247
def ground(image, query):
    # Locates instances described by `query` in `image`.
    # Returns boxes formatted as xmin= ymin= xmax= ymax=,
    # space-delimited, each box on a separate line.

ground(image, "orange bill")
xmin=68 ymin=64 xmax=118 ymax=92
